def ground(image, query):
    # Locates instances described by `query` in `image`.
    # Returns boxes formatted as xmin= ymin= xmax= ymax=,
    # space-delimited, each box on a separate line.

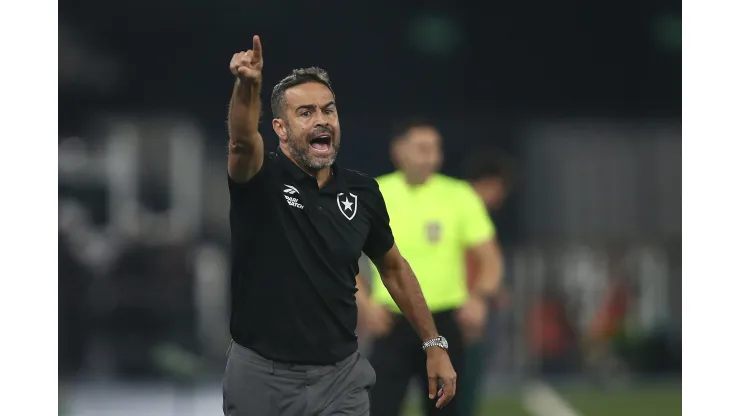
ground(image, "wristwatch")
xmin=422 ymin=335 xmax=449 ymax=351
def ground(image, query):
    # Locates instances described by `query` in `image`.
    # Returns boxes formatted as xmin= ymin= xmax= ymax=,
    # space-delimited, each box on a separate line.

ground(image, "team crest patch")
xmin=337 ymin=192 xmax=358 ymax=220
xmin=426 ymin=221 xmax=442 ymax=243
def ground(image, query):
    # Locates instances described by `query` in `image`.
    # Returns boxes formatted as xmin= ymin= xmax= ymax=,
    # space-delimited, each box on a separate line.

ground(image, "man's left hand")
xmin=426 ymin=347 xmax=457 ymax=408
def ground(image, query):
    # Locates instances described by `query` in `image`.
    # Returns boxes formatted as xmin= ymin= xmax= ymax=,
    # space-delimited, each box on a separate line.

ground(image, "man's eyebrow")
xmin=295 ymin=104 xmax=316 ymax=112
xmin=295 ymin=101 xmax=336 ymax=112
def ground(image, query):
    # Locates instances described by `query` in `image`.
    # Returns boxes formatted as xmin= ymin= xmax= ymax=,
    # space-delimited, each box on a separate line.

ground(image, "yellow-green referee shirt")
xmin=369 ymin=171 xmax=495 ymax=313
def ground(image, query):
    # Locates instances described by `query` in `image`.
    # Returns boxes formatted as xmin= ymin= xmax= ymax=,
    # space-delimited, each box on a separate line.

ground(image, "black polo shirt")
xmin=228 ymin=148 xmax=395 ymax=364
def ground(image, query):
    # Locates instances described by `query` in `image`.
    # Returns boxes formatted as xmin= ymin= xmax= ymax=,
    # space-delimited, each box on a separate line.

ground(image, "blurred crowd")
xmin=59 ymin=193 xmax=202 ymax=381
xmin=59 ymin=123 xmax=681 ymax=388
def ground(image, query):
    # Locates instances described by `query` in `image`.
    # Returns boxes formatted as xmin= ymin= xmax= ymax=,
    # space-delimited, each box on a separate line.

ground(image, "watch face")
xmin=440 ymin=337 xmax=449 ymax=349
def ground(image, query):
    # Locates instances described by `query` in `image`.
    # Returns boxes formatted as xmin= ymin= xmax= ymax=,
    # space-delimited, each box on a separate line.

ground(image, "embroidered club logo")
xmin=426 ymin=221 xmax=442 ymax=243
xmin=337 ymin=192 xmax=358 ymax=220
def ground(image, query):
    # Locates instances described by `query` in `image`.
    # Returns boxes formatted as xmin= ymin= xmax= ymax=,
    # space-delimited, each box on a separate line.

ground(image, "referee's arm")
xmin=354 ymin=274 xmax=372 ymax=312
xmin=469 ymin=239 xmax=503 ymax=301
xmin=461 ymin=184 xmax=502 ymax=301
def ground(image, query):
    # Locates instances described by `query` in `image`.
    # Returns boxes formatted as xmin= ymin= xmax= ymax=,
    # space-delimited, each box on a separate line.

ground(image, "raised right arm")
xmin=227 ymin=35 xmax=265 ymax=183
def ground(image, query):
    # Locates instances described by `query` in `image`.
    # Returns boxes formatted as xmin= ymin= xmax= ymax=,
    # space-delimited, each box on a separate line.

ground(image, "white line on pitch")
xmin=521 ymin=381 xmax=583 ymax=416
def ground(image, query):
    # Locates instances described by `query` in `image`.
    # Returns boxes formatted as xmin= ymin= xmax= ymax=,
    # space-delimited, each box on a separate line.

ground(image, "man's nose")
xmin=314 ymin=111 xmax=329 ymax=126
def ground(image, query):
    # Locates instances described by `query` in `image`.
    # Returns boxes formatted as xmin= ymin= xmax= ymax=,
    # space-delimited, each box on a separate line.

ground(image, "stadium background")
xmin=59 ymin=0 xmax=681 ymax=414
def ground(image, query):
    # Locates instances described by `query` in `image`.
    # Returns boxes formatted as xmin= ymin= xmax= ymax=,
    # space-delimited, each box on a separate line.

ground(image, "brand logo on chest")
xmin=283 ymin=184 xmax=304 ymax=209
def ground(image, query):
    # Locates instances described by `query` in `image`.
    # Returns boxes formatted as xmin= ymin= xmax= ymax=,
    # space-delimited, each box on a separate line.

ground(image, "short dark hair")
xmin=389 ymin=117 xmax=439 ymax=144
xmin=270 ymin=67 xmax=335 ymax=118
xmin=463 ymin=149 xmax=516 ymax=190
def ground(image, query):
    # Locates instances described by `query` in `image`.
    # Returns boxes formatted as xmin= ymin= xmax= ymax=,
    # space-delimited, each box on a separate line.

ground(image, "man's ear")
xmin=273 ymin=118 xmax=288 ymax=143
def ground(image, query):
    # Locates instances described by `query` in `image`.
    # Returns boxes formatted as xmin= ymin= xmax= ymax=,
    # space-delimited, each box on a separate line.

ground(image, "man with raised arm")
xmin=222 ymin=35 xmax=457 ymax=416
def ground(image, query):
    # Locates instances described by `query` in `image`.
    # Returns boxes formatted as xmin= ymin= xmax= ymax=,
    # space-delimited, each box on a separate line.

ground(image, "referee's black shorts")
xmin=368 ymin=309 xmax=465 ymax=416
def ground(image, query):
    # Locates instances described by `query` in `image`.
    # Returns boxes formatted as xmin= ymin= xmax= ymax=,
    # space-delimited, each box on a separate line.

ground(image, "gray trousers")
xmin=223 ymin=340 xmax=376 ymax=416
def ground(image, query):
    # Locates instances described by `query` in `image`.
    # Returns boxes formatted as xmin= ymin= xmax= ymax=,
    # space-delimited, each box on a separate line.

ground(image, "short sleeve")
xmin=228 ymin=153 xmax=271 ymax=203
xmin=362 ymin=179 xmax=395 ymax=259
xmin=458 ymin=183 xmax=496 ymax=247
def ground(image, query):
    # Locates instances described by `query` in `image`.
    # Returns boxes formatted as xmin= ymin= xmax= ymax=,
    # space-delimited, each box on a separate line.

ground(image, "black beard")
xmin=285 ymin=129 xmax=340 ymax=171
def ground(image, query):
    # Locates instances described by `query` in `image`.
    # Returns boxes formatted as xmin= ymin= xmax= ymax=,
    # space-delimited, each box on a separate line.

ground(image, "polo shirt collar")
xmin=276 ymin=147 xmax=344 ymax=191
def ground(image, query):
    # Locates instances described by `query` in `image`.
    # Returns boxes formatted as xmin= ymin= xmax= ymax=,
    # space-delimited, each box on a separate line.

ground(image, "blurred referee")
xmin=358 ymin=120 xmax=502 ymax=416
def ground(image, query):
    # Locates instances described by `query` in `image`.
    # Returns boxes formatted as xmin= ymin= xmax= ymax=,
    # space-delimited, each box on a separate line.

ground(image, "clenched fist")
xmin=230 ymin=35 xmax=263 ymax=84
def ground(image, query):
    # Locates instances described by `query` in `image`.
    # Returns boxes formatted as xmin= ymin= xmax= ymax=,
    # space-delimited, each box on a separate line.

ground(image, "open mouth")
xmin=309 ymin=134 xmax=332 ymax=153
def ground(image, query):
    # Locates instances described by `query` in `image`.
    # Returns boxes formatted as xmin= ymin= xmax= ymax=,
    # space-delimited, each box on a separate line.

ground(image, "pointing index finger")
xmin=252 ymin=35 xmax=262 ymax=60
